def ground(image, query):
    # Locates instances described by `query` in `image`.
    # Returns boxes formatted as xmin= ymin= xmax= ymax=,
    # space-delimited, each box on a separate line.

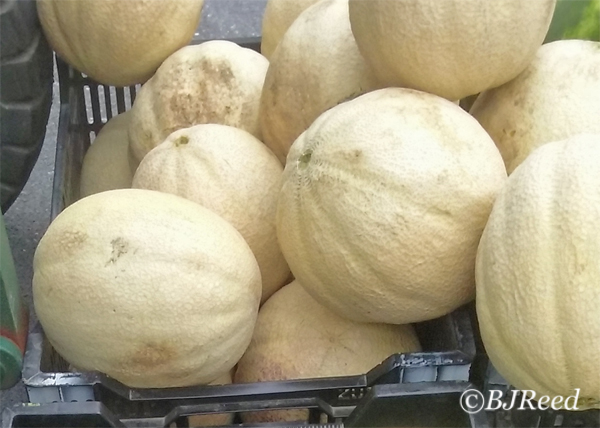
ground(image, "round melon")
xmin=470 ymin=39 xmax=600 ymax=174
xmin=476 ymin=133 xmax=600 ymax=410
xmin=37 ymin=0 xmax=204 ymax=87
xmin=33 ymin=189 xmax=261 ymax=388
xmin=277 ymin=88 xmax=507 ymax=324
xmin=187 ymin=372 xmax=235 ymax=427
xmin=348 ymin=0 xmax=557 ymax=100
xmin=260 ymin=0 xmax=381 ymax=164
xmin=80 ymin=112 xmax=133 ymax=198
xmin=132 ymin=124 xmax=290 ymax=303
xmin=260 ymin=0 xmax=321 ymax=59
xmin=234 ymin=281 xmax=421 ymax=423
xmin=128 ymin=40 xmax=269 ymax=169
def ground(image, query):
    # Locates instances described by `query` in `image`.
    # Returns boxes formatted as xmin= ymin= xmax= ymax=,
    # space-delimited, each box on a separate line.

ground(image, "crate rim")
xmin=32 ymin=36 xmax=481 ymax=428
xmin=40 ymin=32 xmax=476 ymax=396
xmin=3 ymin=384 xmax=490 ymax=428
xmin=22 ymin=309 xmax=475 ymax=400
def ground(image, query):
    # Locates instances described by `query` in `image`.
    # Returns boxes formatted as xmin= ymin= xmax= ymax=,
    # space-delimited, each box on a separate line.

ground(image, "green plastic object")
xmin=0 ymin=336 xmax=23 ymax=389
xmin=0 ymin=213 xmax=28 ymax=390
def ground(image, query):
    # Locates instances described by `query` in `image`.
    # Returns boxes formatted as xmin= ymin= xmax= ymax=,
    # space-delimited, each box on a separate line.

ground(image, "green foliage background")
xmin=544 ymin=0 xmax=599 ymax=43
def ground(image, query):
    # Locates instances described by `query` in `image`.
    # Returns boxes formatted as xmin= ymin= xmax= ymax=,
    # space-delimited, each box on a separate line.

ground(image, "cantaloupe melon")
xmin=348 ymin=0 xmax=556 ymax=100
xmin=470 ymin=39 xmax=600 ymax=174
xmin=234 ymin=281 xmax=421 ymax=422
xmin=37 ymin=0 xmax=205 ymax=86
xmin=186 ymin=373 xmax=235 ymax=427
xmin=476 ymin=133 xmax=600 ymax=410
xmin=132 ymin=124 xmax=290 ymax=303
xmin=277 ymin=88 xmax=507 ymax=324
xmin=33 ymin=189 xmax=261 ymax=388
xmin=260 ymin=0 xmax=321 ymax=59
xmin=259 ymin=0 xmax=380 ymax=164
xmin=128 ymin=40 xmax=269 ymax=169
xmin=80 ymin=112 xmax=133 ymax=198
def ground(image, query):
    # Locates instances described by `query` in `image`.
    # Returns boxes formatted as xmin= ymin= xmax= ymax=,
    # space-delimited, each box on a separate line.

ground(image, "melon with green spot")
xmin=132 ymin=124 xmax=290 ymax=304
xmin=128 ymin=40 xmax=269 ymax=170
xmin=276 ymin=87 xmax=507 ymax=325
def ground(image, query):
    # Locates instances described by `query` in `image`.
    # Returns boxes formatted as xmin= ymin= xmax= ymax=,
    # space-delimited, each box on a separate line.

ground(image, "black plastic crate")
xmin=6 ymin=383 xmax=491 ymax=427
xmin=23 ymin=304 xmax=478 ymax=425
xmin=2 ymin=402 xmax=124 ymax=428
xmin=21 ymin=35 xmax=487 ymax=426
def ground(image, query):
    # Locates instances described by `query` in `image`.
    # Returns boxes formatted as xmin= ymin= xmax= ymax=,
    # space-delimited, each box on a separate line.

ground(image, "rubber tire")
xmin=1 ymin=0 xmax=53 ymax=213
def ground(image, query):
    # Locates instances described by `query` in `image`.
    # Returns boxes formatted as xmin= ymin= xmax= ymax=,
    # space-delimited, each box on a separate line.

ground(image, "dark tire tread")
xmin=1 ymin=0 xmax=53 ymax=212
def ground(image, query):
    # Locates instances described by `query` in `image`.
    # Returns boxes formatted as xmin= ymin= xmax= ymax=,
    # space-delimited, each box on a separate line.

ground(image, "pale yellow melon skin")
xmin=132 ymin=124 xmax=290 ymax=303
xmin=234 ymin=281 xmax=421 ymax=423
xmin=470 ymin=40 xmax=600 ymax=175
xmin=260 ymin=0 xmax=381 ymax=164
xmin=277 ymin=88 xmax=507 ymax=324
xmin=260 ymin=0 xmax=321 ymax=59
xmin=128 ymin=40 xmax=269 ymax=169
xmin=37 ymin=0 xmax=204 ymax=87
xmin=348 ymin=0 xmax=556 ymax=101
xmin=80 ymin=112 xmax=134 ymax=198
xmin=33 ymin=189 xmax=261 ymax=389
xmin=476 ymin=134 xmax=600 ymax=411
xmin=186 ymin=373 xmax=235 ymax=427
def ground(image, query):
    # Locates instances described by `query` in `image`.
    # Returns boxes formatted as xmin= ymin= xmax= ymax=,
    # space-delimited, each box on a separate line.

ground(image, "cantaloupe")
xmin=470 ymin=39 xmax=600 ymax=174
xmin=234 ymin=281 xmax=421 ymax=422
xmin=277 ymin=88 xmax=507 ymax=324
xmin=37 ymin=0 xmax=205 ymax=86
xmin=33 ymin=189 xmax=261 ymax=388
xmin=259 ymin=0 xmax=380 ymax=164
xmin=348 ymin=0 xmax=557 ymax=100
xmin=476 ymin=133 xmax=600 ymax=410
xmin=80 ymin=112 xmax=133 ymax=198
xmin=260 ymin=0 xmax=321 ymax=59
xmin=128 ymin=40 xmax=269 ymax=169
xmin=132 ymin=124 xmax=290 ymax=303
xmin=186 ymin=373 xmax=235 ymax=427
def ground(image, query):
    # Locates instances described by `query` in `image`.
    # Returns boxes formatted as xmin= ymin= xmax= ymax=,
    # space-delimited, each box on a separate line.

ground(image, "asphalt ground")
xmin=1 ymin=0 xmax=267 ymax=410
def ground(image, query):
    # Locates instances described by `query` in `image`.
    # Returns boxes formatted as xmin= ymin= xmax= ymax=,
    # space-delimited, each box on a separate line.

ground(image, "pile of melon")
xmin=33 ymin=0 xmax=599 ymax=423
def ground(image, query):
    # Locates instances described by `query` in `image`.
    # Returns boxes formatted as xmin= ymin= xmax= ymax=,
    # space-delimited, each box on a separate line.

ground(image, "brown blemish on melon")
xmin=164 ymin=58 xmax=240 ymax=132
xmin=239 ymin=359 xmax=309 ymax=422
xmin=168 ymin=366 xmax=197 ymax=381
xmin=242 ymin=408 xmax=309 ymax=423
xmin=346 ymin=149 xmax=362 ymax=163
xmin=129 ymin=341 xmax=177 ymax=369
xmin=238 ymin=360 xmax=308 ymax=422
xmin=186 ymin=257 xmax=205 ymax=271
xmin=105 ymin=237 xmax=129 ymax=266
xmin=59 ymin=230 xmax=87 ymax=253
